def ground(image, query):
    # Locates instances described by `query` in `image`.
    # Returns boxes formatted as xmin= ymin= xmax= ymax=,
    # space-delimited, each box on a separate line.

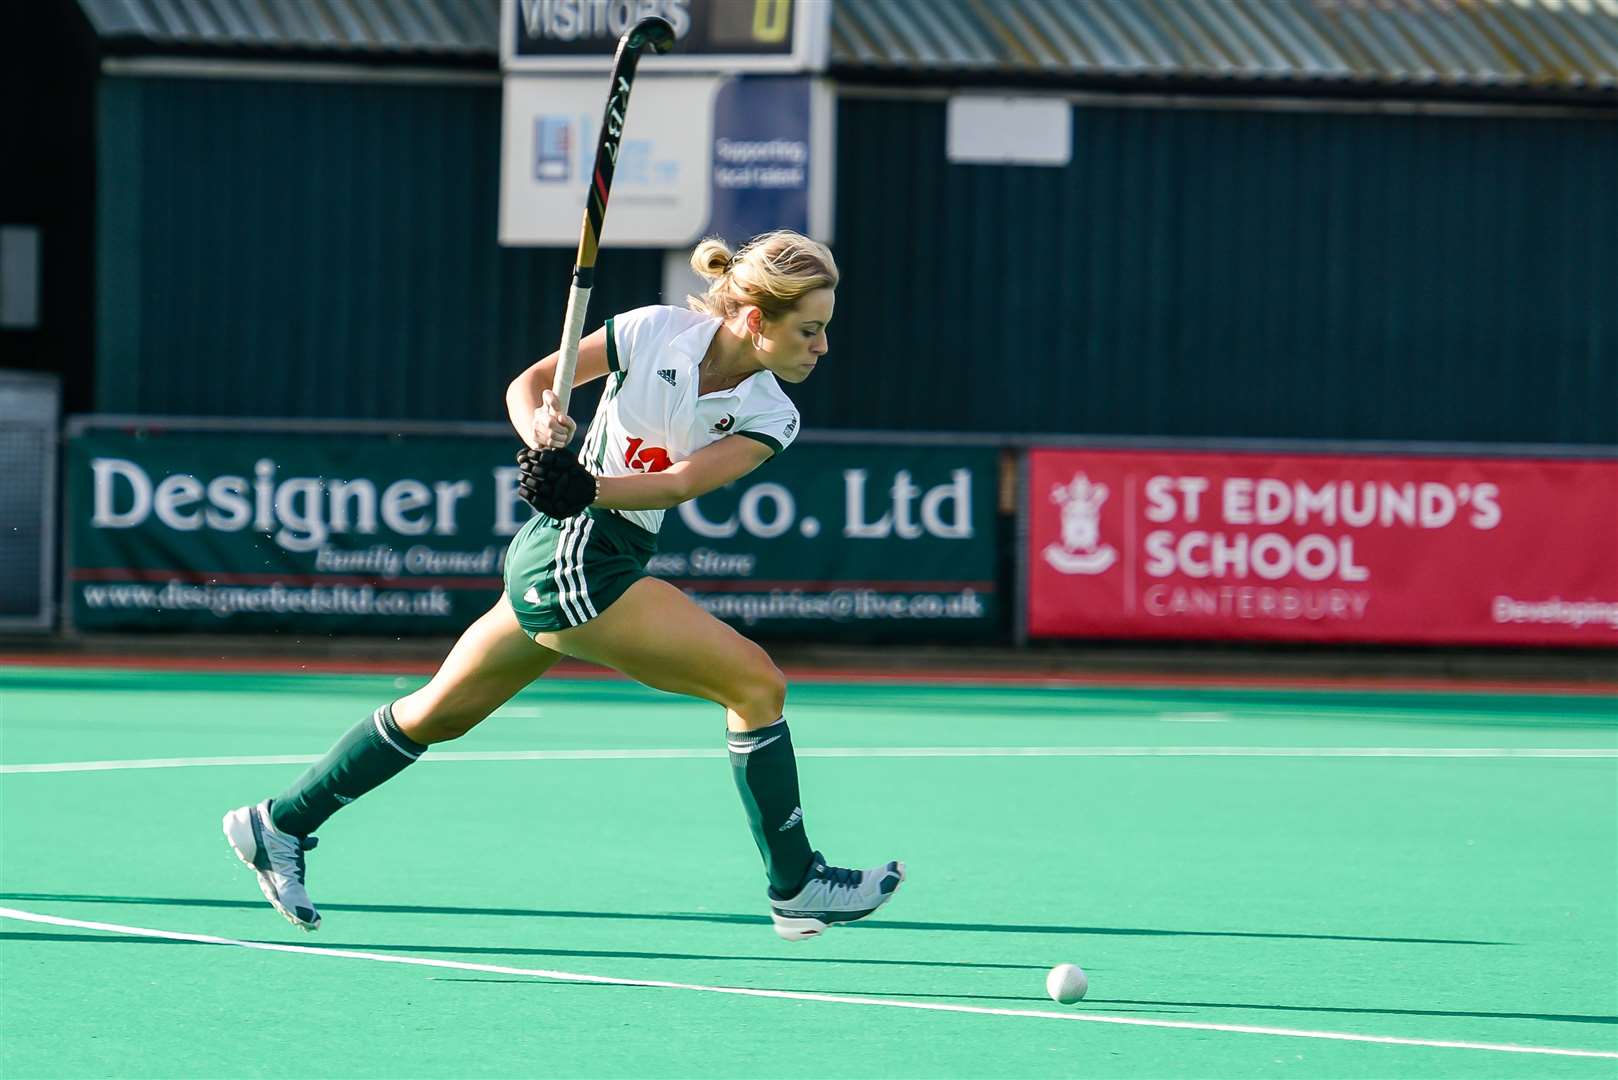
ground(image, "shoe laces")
xmin=815 ymin=862 xmax=863 ymax=892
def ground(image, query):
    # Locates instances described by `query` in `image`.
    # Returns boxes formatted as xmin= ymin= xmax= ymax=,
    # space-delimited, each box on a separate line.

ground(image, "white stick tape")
xmin=551 ymin=281 xmax=593 ymax=416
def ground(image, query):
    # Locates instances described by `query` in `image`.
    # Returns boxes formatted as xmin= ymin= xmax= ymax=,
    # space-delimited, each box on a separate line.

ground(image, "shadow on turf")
xmin=0 ymin=893 xmax=1507 ymax=946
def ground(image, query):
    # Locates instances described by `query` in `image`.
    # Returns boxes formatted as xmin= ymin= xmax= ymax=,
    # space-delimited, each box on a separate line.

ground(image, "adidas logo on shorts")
xmin=658 ymin=369 xmax=677 ymax=386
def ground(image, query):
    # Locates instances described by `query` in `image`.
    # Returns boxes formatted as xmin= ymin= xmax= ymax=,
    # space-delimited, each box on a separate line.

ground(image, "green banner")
xmin=656 ymin=444 xmax=999 ymax=639
xmin=67 ymin=427 xmax=1000 ymax=640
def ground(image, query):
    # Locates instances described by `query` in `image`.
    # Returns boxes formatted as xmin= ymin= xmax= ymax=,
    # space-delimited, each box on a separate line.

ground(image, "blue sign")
xmin=707 ymin=76 xmax=811 ymax=240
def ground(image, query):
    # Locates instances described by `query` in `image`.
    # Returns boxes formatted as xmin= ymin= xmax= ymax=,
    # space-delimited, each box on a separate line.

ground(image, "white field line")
xmin=1196 ymin=707 xmax=1617 ymax=726
xmin=497 ymin=703 xmax=1616 ymax=727
xmin=2 ymin=746 xmax=1616 ymax=775
xmin=792 ymin=698 xmax=1613 ymax=726
xmin=1 ymin=907 xmax=1613 ymax=1061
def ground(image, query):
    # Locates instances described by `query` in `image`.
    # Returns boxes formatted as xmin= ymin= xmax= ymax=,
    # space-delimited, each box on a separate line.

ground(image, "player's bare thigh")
xmin=393 ymin=593 xmax=563 ymax=745
xmin=539 ymin=575 xmax=786 ymax=732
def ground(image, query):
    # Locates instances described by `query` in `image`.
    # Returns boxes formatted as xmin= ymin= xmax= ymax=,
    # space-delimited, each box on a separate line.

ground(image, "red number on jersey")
xmin=623 ymin=437 xmax=673 ymax=474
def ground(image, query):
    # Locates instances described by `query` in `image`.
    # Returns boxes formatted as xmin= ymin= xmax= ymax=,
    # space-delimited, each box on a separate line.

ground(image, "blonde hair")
xmin=687 ymin=230 xmax=839 ymax=322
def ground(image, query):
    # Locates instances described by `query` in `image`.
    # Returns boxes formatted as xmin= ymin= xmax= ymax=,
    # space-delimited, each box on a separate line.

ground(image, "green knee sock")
xmin=728 ymin=718 xmax=814 ymax=898
xmin=269 ymin=702 xmax=426 ymax=837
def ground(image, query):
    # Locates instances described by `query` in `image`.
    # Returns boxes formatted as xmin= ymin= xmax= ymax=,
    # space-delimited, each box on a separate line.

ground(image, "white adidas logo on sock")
xmin=778 ymin=806 xmax=803 ymax=832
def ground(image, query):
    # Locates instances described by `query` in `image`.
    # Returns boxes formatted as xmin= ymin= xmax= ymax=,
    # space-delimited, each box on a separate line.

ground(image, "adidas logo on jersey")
xmin=658 ymin=369 xmax=677 ymax=387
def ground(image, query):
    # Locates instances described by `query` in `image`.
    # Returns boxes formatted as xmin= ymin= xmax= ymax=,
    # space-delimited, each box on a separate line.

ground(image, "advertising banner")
xmin=1026 ymin=448 xmax=1618 ymax=646
xmin=500 ymin=75 xmax=718 ymax=247
xmin=658 ymin=444 xmax=998 ymax=640
xmin=707 ymin=76 xmax=812 ymax=239
xmin=500 ymin=74 xmax=831 ymax=247
xmin=67 ymin=427 xmax=998 ymax=640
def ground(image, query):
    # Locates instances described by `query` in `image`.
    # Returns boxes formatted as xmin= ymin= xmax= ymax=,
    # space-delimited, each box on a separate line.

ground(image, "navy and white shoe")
xmin=769 ymin=851 xmax=905 ymax=941
xmin=222 ymin=800 xmax=321 ymax=931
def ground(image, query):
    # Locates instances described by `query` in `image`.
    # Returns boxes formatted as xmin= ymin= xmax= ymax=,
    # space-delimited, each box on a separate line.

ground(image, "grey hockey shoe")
xmin=769 ymin=851 xmax=905 ymax=941
xmin=222 ymin=800 xmax=321 ymax=931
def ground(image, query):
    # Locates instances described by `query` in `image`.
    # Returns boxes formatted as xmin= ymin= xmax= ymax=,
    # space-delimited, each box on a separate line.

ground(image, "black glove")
xmin=516 ymin=447 xmax=598 ymax=519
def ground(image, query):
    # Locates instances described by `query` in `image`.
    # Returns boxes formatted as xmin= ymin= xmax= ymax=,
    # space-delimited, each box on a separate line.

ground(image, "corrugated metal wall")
xmin=94 ymin=79 xmax=1617 ymax=443
xmin=95 ymin=75 xmax=661 ymax=421
xmin=804 ymin=96 xmax=1617 ymax=444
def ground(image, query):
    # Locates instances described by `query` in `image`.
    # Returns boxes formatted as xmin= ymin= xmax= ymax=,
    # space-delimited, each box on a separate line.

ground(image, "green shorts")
xmin=504 ymin=507 xmax=658 ymax=635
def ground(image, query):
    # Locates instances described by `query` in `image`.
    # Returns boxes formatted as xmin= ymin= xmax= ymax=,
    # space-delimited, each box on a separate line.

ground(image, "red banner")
xmin=1026 ymin=449 xmax=1618 ymax=646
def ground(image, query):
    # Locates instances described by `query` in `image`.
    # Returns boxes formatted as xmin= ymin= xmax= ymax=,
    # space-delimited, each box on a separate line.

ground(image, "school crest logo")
xmin=1043 ymin=472 xmax=1118 ymax=575
xmin=710 ymin=413 xmax=735 ymax=434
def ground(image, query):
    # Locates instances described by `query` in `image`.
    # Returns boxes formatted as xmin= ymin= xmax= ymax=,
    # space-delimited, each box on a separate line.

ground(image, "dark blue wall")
xmin=797 ymin=96 xmax=1617 ymax=444
xmin=95 ymin=75 xmax=661 ymax=421
xmin=93 ymin=79 xmax=1617 ymax=444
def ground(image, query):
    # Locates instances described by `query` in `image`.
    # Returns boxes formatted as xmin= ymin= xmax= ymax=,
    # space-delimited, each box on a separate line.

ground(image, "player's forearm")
xmin=504 ymin=361 xmax=556 ymax=446
xmin=593 ymin=446 xmax=766 ymax=510
xmin=593 ymin=471 xmax=693 ymax=511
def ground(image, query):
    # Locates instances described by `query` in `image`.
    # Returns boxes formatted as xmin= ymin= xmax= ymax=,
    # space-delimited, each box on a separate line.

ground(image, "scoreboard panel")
xmin=502 ymin=0 xmax=827 ymax=71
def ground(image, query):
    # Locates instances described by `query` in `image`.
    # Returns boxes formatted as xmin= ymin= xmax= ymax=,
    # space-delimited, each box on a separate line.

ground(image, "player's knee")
xmin=416 ymin=709 xmax=487 ymax=744
xmin=728 ymin=655 xmax=787 ymax=728
xmin=394 ymin=686 xmax=496 ymax=745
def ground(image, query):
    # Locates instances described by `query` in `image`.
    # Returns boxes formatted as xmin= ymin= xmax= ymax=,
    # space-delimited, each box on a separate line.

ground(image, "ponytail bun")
xmin=690 ymin=237 xmax=733 ymax=281
xmin=686 ymin=230 xmax=838 ymax=320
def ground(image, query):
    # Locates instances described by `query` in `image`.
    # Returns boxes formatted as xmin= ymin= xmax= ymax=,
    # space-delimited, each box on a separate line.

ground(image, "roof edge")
xmin=827 ymin=62 xmax=1618 ymax=109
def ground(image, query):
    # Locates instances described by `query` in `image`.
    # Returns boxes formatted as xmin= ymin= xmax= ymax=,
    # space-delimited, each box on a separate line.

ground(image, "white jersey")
xmin=578 ymin=305 xmax=801 ymax=534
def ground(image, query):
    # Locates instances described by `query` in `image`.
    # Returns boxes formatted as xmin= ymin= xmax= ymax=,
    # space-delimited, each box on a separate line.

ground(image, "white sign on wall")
xmin=946 ymin=96 xmax=1072 ymax=167
xmin=500 ymin=75 xmax=719 ymax=247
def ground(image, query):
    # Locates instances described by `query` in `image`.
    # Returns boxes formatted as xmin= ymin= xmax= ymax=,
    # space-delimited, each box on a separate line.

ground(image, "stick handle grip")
xmin=550 ymin=275 xmax=593 ymax=417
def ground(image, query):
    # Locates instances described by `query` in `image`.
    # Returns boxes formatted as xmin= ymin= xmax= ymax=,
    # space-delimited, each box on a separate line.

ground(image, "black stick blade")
xmin=627 ymin=15 xmax=677 ymax=54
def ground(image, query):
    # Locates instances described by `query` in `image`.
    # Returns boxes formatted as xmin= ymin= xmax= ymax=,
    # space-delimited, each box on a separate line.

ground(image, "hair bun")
xmin=685 ymin=230 xmax=838 ymax=320
xmin=690 ymin=238 xmax=733 ymax=280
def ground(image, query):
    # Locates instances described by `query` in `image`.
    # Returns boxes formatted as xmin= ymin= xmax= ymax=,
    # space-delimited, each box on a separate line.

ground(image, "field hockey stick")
xmin=549 ymin=15 xmax=678 ymax=416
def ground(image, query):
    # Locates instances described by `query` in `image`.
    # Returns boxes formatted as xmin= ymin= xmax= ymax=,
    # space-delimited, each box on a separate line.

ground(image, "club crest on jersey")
xmin=710 ymin=414 xmax=735 ymax=434
xmin=657 ymin=369 xmax=677 ymax=387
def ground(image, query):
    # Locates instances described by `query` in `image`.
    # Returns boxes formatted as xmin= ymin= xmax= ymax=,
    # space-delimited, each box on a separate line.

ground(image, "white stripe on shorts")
xmin=572 ymin=515 xmax=599 ymax=621
xmin=553 ymin=514 xmax=599 ymax=627
xmin=551 ymin=516 xmax=583 ymax=626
